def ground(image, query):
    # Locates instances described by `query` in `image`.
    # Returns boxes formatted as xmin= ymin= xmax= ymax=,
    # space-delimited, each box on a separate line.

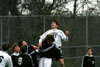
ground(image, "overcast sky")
xmin=47 ymin=0 xmax=100 ymax=14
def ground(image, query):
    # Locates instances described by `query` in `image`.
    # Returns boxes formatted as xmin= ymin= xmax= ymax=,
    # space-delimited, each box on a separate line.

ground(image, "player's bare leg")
xmin=59 ymin=58 xmax=64 ymax=67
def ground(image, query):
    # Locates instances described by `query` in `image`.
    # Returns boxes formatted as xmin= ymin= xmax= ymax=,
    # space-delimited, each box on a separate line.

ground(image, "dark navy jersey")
xmin=28 ymin=46 xmax=38 ymax=67
xmin=16 ymin=53 xmax=33 ymax=67
xmin=82 ymin=55 xmax=95 ymax=67
xmin=40 ymin=40 xmax=63 ymax=60
xmin=11 ymin=53 xmax=19 ymax=67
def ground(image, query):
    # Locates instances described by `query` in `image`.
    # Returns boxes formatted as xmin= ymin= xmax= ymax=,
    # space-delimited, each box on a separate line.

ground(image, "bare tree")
xmin=17 ymin=0 xmax=70 ymax=15
xmin=0 ymin=0 xmax=19 ymax=16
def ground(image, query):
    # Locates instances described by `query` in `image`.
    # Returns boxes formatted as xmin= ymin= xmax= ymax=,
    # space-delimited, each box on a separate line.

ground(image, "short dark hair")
xmin=52 ymin=20 xmax=59 ymax=26
xmin=45 ymin=35 xmax=55 ymax=43
xmin=2 ymin=42 xmax=9 ymax=51
xmin=20 ymin=45 xmax=27 ymax=53
xmin=87 ymin=48 xmax=92 ymax=50
xmin=18 ymin=40 xmax=24 ymax=47
xmin=12 ymin=43 xmax=18 ymax=51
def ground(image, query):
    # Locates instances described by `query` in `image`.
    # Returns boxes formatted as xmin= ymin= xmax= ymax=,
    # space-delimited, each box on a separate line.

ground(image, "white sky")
xmin=20 ymin=0 xmax=100 ymax=15
xmin=47 ymin=0 xmax=100 ymax=14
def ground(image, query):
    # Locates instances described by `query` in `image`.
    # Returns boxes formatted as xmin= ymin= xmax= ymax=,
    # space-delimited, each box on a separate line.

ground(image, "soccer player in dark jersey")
xmin=18 ymin=40 xmax=38 ymax=67
xmin=16 ymin=45 xmax=33 ymax=67
xmin=81 ymin=48 xmax=95 ymax=67
xmin=39 ymin=35 xmax=64 ymax=67
xmin=11 ymin=43 xmax=20 ymax=67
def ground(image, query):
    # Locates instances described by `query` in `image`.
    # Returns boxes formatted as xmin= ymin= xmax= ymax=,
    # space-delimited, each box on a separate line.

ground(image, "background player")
xmin=18 ymin=40 xmax=38 ymax=67
xmin=0 ymin=42 xmax=13 ymax=67
xmin=11 ymin=43 xmax=20 ymax=67
xmin=38 ymin=20 xmax=69 ymax=67
xmin=15 ymin=45 xmax=34 ymax=67
xmin=81 ymin=48 xmax=95 ymax=67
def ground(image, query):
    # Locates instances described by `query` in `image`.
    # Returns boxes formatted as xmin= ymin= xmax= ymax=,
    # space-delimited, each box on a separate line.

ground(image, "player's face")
xmin=14 ymin=45 xmax=20 ymax=53
xmin=51 ymin=22 xmax=58 ymax=29
xmin=47 ymin=40 xmax=52 ymax=45
xmin=22 ymin=41 xmax=28 ymax=46
xmin=87 ymin=49 xmax=92 ymax=56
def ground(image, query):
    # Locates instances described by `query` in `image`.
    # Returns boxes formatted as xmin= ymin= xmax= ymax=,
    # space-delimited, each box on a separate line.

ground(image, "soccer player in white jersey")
xmin=38 ymin=20 xmax=69 ymax=67
xmin=0 ymin=42 xmax=13 ymax=67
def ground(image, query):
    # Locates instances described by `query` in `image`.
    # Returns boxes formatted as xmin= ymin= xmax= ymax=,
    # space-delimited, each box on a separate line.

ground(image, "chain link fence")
xmin=0 ymin=15 xmax=100 ymax=67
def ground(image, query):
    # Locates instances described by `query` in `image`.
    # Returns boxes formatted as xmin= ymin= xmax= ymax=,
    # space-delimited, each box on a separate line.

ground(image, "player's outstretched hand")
xmin=31 ymin=45 xmax=38 ymax=49
xmin=65 ymin=30 xmax=69 ymax=36
xmin=38 ymin=42 xmax=42 ymax=48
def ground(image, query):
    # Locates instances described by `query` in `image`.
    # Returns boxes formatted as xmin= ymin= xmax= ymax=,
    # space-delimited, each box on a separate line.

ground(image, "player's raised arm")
xmin=65 ymin=30 xmax=69 ymax=36
xmin=60 ymin=30 xmax=69 ymax=42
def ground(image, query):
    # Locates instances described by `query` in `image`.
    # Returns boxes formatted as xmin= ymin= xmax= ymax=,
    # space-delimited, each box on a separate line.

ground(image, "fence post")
xmin=86 ymin=11 xmax=88 ymax=48
xmin=43 ymin=16 xmax=46 ymax=32
xmin=0 ymin=18 xmax=3 ymax=49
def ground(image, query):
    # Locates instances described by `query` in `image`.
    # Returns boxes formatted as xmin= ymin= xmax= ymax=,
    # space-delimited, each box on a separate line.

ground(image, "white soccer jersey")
xmin=0 ymin=51 xmax=13 ymax=67
xmin=39 ymin=29 xmax=68 ymax=48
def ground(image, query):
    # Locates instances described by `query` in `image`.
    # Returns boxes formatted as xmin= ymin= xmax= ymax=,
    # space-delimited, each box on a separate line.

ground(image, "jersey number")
xmin=0 ymin=56 xmax=4 ymax=63
xmin=18 ymin=57 xmax=23 ymax=65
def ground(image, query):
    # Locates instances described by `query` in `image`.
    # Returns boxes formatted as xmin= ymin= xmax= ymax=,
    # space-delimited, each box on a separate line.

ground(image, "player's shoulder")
xmin=47 ymin=29 xmax=53 ymax=32
xmin=43 ymin=29 xmax=52 ymax=33
xmin=0 ymin=51 xmax=10 ymax=56
xmin=55 ymin=29 xmax=62 ymax=31
xmin=22 ymin=53 xmax=30 ymax=58
xmin=4 ymin=53 xmax=11 ymax=60
xmin=57 ymin=29 xmax=64 ymax=33
xmin=82 ymin=55 xmax=87 ymax=58
xmin=58 ymin=29 xmax=63 ymax=31
xmin=83 ymin=55 xmax=90 ymax=59
xmin=47 ymin=29 xmax=62 ymax=32
xmin=23 ymin=54 xmax=32 ymax=60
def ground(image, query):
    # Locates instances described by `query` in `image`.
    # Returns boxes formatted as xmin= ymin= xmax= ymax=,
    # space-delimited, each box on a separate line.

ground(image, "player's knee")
xmin=59 ymin=58 xmax=64 ymax=67
xmin=60 ymin=64 xmax=64 ymax=67
xmin=59 ymin=58 xmax=64 ymax=64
